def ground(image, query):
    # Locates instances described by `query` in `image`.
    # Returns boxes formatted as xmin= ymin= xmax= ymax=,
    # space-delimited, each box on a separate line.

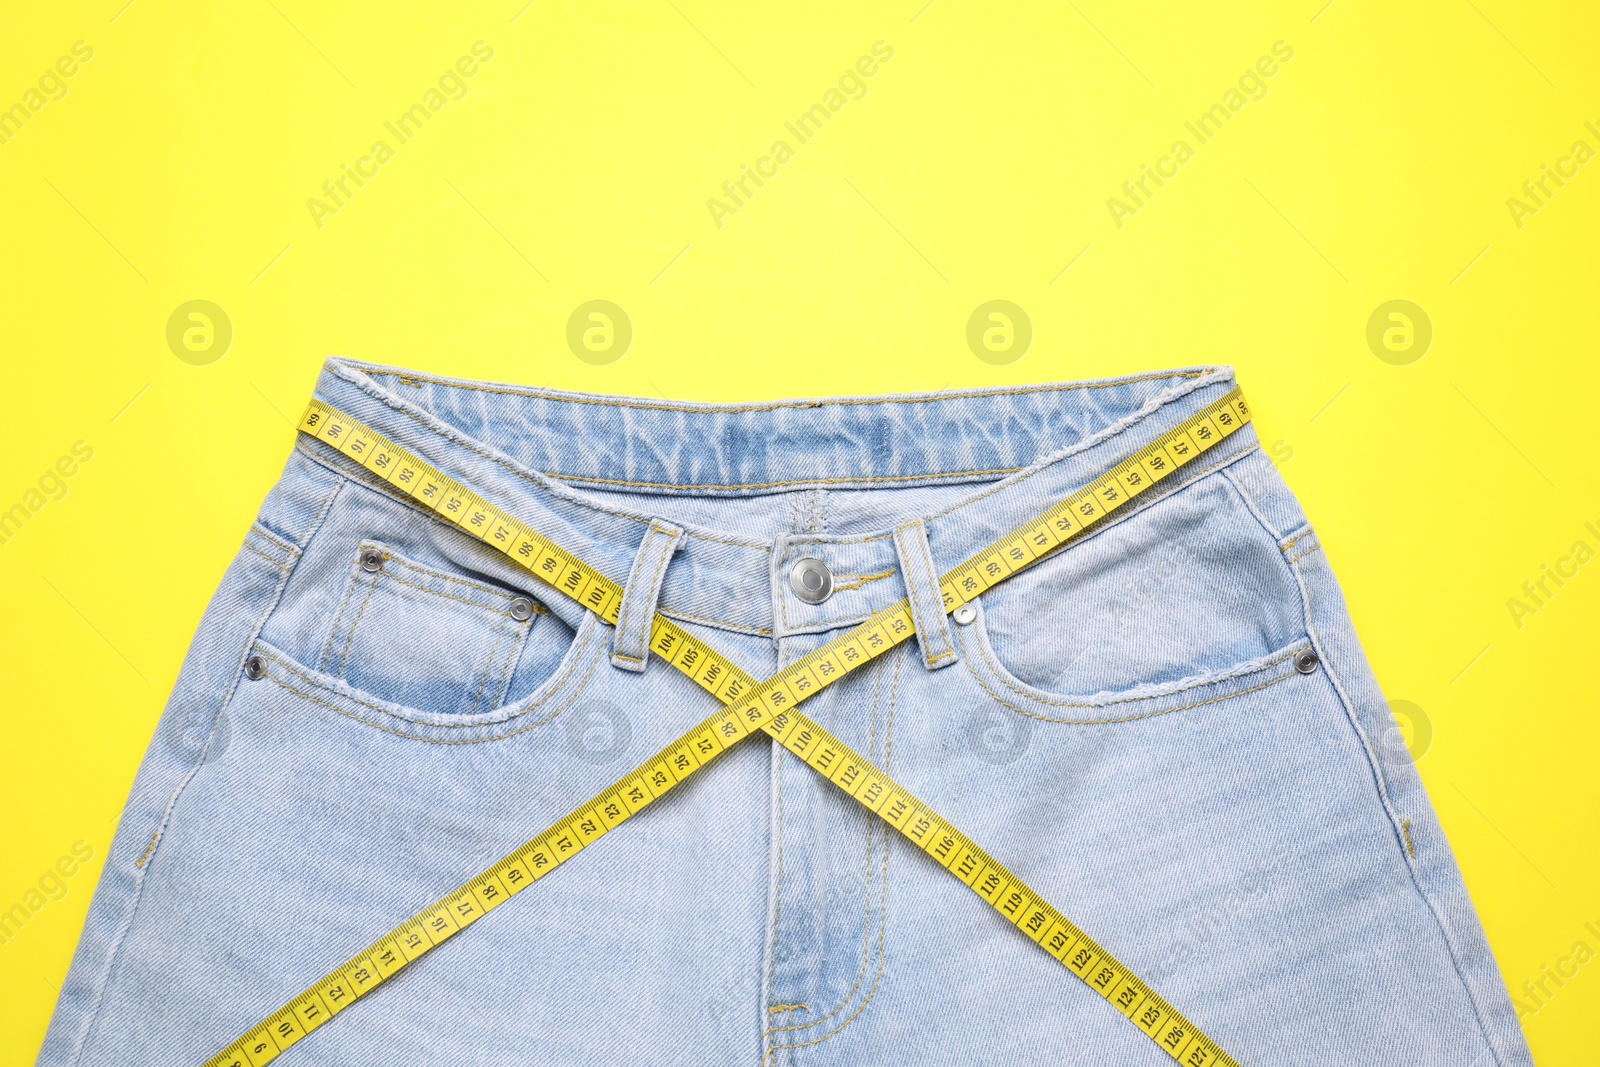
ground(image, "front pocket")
xmin=955 ymin=599 xmax=1312 ymax=725
xmin=973 ymin=466 xmax=1305 ymax=699
xmin=319 ymin=539 xmax=557 ymax=717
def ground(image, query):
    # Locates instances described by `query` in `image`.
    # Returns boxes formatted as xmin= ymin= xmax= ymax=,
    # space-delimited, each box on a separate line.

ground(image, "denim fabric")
xmin=39 ymin=359 xmax=1532 ymax=1067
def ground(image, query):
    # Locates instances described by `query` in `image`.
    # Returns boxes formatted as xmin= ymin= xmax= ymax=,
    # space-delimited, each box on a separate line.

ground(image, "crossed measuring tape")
xmin=202 ymin=387 xmax=1253 ymax=1067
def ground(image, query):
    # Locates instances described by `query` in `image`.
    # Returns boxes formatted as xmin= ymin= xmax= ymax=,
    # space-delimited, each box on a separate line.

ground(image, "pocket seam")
xmin=331 ymin=569 xmax=382 ymax=676
xmin=958 ymin=617 xmax=1306 ymax=720
xmin=962 ymin=629 xmax=1304 ymax=724
xmin=241 ymin=535 xmax=293 ymax=572
xmin=320 ymin=540 xmax=545 ymax=694
xmin=371 ymin=565 xmax=527 ymax=615
xmin=250 ymin=614 xmax=604 ymax=742
xmin=1276 ymin=547 xmax=1518 ymax=1066
xmin=380 ymin=548 xmax=547 ymax=608
xmin=60 ymin=471 xmax=346 ymax=1067
xmin=470 ymin=613 xmax=521 ymax=714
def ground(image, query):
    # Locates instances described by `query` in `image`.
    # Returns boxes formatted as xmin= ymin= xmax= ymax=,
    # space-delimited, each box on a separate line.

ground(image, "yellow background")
xmin=2 ymin=0 xmax=1596 ymax=1062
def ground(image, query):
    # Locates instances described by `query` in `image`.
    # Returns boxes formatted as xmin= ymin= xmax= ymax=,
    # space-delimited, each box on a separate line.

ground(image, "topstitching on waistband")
xmin=310 ymin=359 xmax=1244 ymax=634
xmin=326 ymin=358 xmax=1225 ymax=497
xmin=371 ymin=363 xmax=1210 ymax=412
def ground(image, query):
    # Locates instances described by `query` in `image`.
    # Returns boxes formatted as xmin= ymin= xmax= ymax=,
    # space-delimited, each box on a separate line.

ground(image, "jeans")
xmin=39 ymin=359 xmax=1532 ymax=1066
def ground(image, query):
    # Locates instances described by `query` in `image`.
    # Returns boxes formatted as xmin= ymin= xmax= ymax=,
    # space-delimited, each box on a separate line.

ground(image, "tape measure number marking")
xmin=203 ymin=388 xmax=1251 ymax=1067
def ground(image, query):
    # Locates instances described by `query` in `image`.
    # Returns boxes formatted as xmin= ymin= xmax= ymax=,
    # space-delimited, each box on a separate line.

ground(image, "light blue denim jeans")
xmin=40 ymin=360 xmax=1532 ymax=1066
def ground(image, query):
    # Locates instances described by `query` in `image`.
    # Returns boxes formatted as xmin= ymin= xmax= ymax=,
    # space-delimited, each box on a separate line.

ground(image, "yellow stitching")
xmin=965 ymin=618 xmax=1303 ymax=712
xmin=134 ymin=829 xmax=160 ymax=869
xmin=764 ymin=711 xmax=788 ymax=1020
xmin=768 ymin=653 xmax=893 ymax=1040
xmin=913 ymin=444 xmax=1253 ymax=668
xmin=765 ymin=805 xmax=874 ymax=1038
xmin=1287 ymin=543 xmax=1323 ymax=564
xmin=298 ymin=435 xmax=776 ymax=554
xmin=311 ymin=373 xmax=1235 ymax=570
xmin=319 ymin=554 xmax=366 ymax=673
xmin=260 ymin=652 xmax=598 ymax=746
xmin=469 ymin=614 xmax=510 ymax=716
xmin=830 ymin=568 xmax=894 ymax=592
xmin=372 ymin=568 xmax=539 ymax=617
xmin=333 ymin=561 xmax=545 ymax=706
xmin=674 ymin=528 xmax=767 ymax=548
xmin=305 ymin=381 xmax=1243 ymax=654
xmin=1280 ymin=528 xmax=1315 ymax=553
xmin=281 ymin=619 xmax=596 ymax=728
xmin=778 ymin=574 xmax=902 ymax=637
xmin=768 ymin=1005 xmax=809 ymax=1014
xmin=916 ymin=523 xmax=955 ymax=663
xmin=895 ymin=523 xmax=936 ymax=667
xmin=296 ymin=478 xmax=345 ymax=546
xmin=276 ymin=622 xmax=595 ymax=728
xmin=549 ymin=464 xmax=1026 ymax=493
xmin=924 ymin=383 xmax=1240 ymax=524
xmin=642 ymin=523 xmax=679 ymax=596
xmin=240 ymin=539 xmax=291 ymax=572
xmin=358 ymin=364 xmax=1206 ymax=413
xmin=488 ymin=613 xmax=523 ymax=709
xmin=334 ymin=569 xmax=381 ymax=677
xmin=961 ymin=632 xmax=1301 ymax=725
xmin=377 ymin=545 xmax=548 ymax=607
xmin=247 ymin=521 xmax=299 ymax=558
xmin=768 ymin=824 xmax=893 ymax=1051
xmin=299 ymin=435 xmax=652 ymax=538
xmin=329 ymin=433 xmax=1245 ymax=663
xmin=256 ymin=620 xmax=598 ymax=737
xmin=893 ymin=518 xmax=956 ymax=667
xmin=249 ymin=523 xmax=297 ymax=556
xmin=617 ymin=525 xmax=677 ymax=659
xmin=767 ymin=819 xmax=883 ymax=1040
xmin=1402 ymin=818 xmax=1417 ymax=858
xmin=782 ymin=530 xmax=893 ymax=546
xmin=782 ymin=607 xmax=885 ymax=633
xmin=658 ymin=607 xmax=773 ymax=637
xmin=622 ymin=527 xmax=671 ymax=643
xmin=336 ymin=369 xmax=1219 ymax=541
xmin=612 ymin=531 xmax=655 ymax=655
xmin=257 ymin=632 xmax=601 ymax=745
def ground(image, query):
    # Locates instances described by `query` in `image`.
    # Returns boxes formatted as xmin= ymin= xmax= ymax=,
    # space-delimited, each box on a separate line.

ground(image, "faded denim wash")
xmin=39 ymin=359 xmax=1533 ymax=1066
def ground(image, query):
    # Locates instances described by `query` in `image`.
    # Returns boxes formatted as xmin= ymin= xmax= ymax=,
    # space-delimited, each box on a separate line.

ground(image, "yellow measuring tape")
xmin=204 ymin=387 xmax=1253 ymax=1067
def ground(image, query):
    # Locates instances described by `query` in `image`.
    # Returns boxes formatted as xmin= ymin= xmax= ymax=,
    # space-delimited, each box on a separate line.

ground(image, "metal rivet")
xmin=952 ymin=604 xmax=977 ymax=626
xmin=1294 ymin=649 xmax=1320 ymax=674
xmin=359 ymin=547 xmax=384 ymax=573
xmin=788 ymin=557 xmax=834 ymax=605
xmin=509 ymin=597 xmax=535 ymax=622
xmin=243 ymin=655 xmax=267 ymax=681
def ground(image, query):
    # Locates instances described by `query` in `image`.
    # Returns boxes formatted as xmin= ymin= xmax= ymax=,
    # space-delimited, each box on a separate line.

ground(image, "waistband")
xmin=305 ymin=359 xmax=1258 ymax=639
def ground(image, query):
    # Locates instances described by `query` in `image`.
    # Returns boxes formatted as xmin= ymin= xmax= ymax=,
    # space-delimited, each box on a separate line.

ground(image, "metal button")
xmin=1294 ymin=649 xmax=1320 ymax=674
xmin=788 ymin=557 xmax=834 ymax=605
xmin=359 ymin=547 xmax=385 ymax=573
xmin=243 ymin=655 xmax=267 ymax=681
xmin=952 ymin=604 xmax=977 ymax=626
xmin=509 ymin=597 xmax=536 ymax=622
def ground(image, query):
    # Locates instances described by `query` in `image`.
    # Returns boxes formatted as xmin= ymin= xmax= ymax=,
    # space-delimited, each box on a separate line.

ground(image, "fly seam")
xmin=765 ymin=654 xmax=888 ymax=1040
xmin=831 ymin=569 xmax=894 ymax=592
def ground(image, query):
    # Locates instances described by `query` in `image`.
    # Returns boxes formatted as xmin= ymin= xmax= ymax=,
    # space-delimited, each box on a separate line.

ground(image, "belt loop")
xmin=610 ymin=518 xmax=686 ymax=672
xmin=893 ymin=520 xmax=957 ymax=671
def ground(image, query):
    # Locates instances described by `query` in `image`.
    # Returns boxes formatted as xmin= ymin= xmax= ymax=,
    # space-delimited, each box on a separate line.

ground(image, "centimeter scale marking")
xmin=204 ymin=387 xmax=1252 ymax=1067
